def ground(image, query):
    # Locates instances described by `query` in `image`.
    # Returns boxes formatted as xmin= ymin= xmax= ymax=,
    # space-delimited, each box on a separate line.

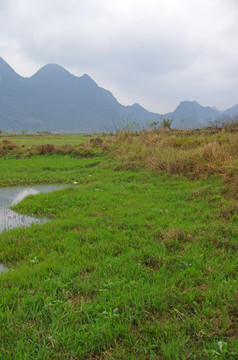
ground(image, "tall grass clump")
xmin=0 ymin=139 xmax=19 ymax=156
xmin=102 ymin=128 xmax=238 ymax=194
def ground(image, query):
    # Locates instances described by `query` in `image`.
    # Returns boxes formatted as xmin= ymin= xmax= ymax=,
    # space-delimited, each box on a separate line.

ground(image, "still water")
xmin=0 ymin=184 xmax=66 ymax=233
xmin=0 ymin=184 xmax=66 ymax=272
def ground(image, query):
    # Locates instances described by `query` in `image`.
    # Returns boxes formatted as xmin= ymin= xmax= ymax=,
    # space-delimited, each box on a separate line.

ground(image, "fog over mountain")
xmin=0 ymin=58 xmax=237 ymax=132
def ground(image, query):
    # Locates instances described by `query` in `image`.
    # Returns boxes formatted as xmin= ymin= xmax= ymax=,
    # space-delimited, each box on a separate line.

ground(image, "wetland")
xmin=0 ymin=132 xmax=237 ymax=359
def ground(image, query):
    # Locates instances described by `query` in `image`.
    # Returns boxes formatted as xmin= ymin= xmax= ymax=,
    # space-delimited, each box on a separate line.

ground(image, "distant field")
xmin=0 ymin=128 xmax=237 ymax=359
xmin=0 ymin=132 xmax=95 ymax=147
xmin=0 ymin=132 xmax=102 ymax=159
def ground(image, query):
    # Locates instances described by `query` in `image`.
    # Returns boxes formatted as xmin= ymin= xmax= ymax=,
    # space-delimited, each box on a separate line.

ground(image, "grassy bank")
xmin=102 ymin=128 xmax=238 ymax=198
xmin=0 ymin=130 xmax=237 ymax=359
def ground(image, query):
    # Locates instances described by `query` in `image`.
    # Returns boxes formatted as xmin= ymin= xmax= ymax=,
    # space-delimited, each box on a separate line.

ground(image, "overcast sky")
xmin=0 ymin=0 xmax=238 ymax=113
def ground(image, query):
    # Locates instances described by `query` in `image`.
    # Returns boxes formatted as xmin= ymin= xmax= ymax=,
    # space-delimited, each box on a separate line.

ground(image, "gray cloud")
xmin=0 ymin=0 xmax=238 ymax=112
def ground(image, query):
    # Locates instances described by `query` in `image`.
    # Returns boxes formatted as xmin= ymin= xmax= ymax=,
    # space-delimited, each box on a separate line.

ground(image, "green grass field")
xmin=0 ymin=131 xmax=237 ymax=359
xmin=0 ymin=133 xmax=93 ymax=147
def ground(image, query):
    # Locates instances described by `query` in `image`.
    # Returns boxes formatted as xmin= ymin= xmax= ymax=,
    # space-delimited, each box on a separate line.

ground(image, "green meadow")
xmin=0 ymin=130 xmax=237 ymax=359
xmin=0 ymin=133 xmax=93 ymax=147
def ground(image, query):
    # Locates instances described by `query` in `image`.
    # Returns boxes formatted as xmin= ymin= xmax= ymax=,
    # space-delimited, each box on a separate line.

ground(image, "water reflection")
xmin=0 ymin=184 xmax=66 ymax=273
xmin=0 ymin=263 xmax=7 ymax=273
xmin=0 ymin=184 xmax=65 ymax=233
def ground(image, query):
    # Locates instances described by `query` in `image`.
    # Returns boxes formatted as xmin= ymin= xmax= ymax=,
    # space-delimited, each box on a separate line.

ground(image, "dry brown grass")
xmin=36 ymin=143 xmax=56 ymax=155
xmin=0 ymin=139 xmax=19 ymax=156
xmin=101 ymin=128 xmax=238 ymax=196
xmin=34 ymin=142 xmax=101 ymax=157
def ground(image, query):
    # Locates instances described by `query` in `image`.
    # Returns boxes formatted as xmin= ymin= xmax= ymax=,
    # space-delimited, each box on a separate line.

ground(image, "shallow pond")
xmin=0 ymin=184 xmax=66 ymax=233
xmin=0 ymin=184 xmax=66 ymax=272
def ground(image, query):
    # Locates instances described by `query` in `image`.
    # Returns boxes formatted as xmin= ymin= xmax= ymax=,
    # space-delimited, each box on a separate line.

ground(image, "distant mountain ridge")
xmin=0 ymin=57 xmax=237 ymax=132
xmin=164 ymin=101 xmax=222 ymax=129
xmin=0 ymin=58 xmax=159 ymax=132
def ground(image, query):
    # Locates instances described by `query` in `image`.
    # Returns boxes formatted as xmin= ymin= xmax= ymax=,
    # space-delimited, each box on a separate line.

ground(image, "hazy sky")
xmin=0 ymin=0 xmax=238 ymax=113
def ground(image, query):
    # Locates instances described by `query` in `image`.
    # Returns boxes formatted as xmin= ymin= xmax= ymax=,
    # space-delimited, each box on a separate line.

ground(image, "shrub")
xmin=160 ymin=118 xmax=173 ymax=129
xmin=36 ymin=144 xmax=56 ymax=155
xmin=150 ymin=118 xmax=173 ymax=130
xmin=0 ymin=140 xmax=18 ymax=156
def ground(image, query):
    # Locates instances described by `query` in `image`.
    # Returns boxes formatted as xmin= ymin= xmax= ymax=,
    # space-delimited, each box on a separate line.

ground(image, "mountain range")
xmin=0 ymin=57 xmax=237 ymax=132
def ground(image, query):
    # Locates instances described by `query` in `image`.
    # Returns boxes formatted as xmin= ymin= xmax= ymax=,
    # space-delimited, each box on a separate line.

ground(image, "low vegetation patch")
xmin=0 ymin=139 xmax=19 ymax=156
xmin=100 ymin=128 xmax=238 ymax=197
